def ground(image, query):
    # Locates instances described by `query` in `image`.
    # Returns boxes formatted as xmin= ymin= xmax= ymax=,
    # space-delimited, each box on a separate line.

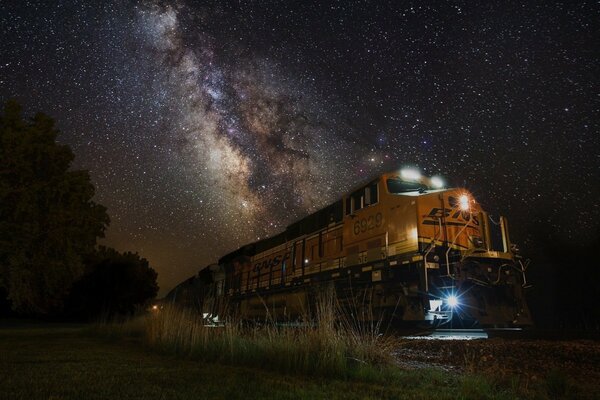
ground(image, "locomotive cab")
xmin=339 ymin=170 xmax=531 ymax=327
xmin=403 ymin=174 xmax=532 ymax=327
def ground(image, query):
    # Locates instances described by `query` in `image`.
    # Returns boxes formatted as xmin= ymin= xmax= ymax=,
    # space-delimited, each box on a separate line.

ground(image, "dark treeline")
xmin=67 ymin=247 xmax=158 ymax=319
xmin=0 ymin=100 xmax=158 ymax=320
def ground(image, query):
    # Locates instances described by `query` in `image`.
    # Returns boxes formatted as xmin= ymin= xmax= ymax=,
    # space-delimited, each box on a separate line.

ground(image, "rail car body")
xmin=167 ymin=170 xmax=532 ymax=327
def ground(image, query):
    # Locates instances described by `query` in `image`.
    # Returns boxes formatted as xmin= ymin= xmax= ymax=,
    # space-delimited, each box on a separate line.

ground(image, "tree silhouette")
xmin=67 ymin=246 xmax=159 ymax=319
xmin=0 ymin=100 xmax=110 ymax=315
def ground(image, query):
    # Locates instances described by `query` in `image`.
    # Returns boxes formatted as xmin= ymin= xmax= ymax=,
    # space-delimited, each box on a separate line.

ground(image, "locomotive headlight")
xmin=400 ymin=168 xmax=421 ymax=181
xmin=430 ymin=176 xmax=444 ymax=189
xmin=446 ymin=295 xmax=459 ymax=308
xmin=459 ymin=194 xmax=470 ymax=211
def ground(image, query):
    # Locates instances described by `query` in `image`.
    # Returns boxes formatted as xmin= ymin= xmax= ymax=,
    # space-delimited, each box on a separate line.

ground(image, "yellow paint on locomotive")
xmin=342 ymin=175 xmax=419 ymax=265
xmin=416 ymin=189 xmax=483 ymax=251
xmin=244 ymin=172 xmax=490 ymax=281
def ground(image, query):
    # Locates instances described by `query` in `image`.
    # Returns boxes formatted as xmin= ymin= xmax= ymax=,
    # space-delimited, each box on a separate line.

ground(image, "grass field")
xmin=0 ymin=322 xmax=578 ymax=400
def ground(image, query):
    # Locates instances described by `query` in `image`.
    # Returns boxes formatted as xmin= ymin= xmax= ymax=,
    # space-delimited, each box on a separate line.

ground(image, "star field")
xmin=1 ymin=1 xmax=598 ymax=293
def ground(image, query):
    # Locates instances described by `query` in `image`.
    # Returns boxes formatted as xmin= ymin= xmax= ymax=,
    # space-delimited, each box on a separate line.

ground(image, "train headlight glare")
xmin=400 ymin=168 xmax=421 ymax=181
xmin=430 ymin=176 xmax=444 ymax=189
xmin=459 ymin=195 xmax=470 ymax=211
xmin=447 ymin=295 xmax=459 ymax=308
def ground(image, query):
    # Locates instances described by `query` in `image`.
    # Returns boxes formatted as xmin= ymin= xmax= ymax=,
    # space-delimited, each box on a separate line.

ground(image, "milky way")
xmin=1 ymin=1 xmax=598 ymax=293
xmin=134 ymin=3 xmax=352 ymax=234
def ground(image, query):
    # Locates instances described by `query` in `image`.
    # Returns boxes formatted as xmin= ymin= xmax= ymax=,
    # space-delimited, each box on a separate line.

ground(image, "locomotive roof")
xmin=218 ymin=170 xmax=447 ymax=265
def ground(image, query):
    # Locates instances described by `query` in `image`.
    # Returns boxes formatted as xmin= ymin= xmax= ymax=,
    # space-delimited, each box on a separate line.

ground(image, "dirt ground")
xmin=394 ymin=337 xmax=600 ymax=396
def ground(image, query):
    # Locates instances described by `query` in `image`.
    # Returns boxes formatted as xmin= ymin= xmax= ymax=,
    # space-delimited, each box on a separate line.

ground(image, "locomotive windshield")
xmin=386 ymin=178 xmax=429 ymax=194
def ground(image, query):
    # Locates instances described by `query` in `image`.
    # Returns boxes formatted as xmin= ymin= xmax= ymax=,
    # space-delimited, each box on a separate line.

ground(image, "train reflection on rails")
xmin=166 ymin=169 xmax=532 ymax=328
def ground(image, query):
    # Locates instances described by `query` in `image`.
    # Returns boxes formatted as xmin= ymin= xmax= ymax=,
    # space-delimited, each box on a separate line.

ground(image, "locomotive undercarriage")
xmin=219 ymin=250 xmax=531 ymax=328
xmin=421 ymin=248 xmax=532 ymax=327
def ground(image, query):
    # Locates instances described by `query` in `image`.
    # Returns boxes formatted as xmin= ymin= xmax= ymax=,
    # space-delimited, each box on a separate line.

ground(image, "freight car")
xmin=167 ymin=169 xmax=532 ymax=327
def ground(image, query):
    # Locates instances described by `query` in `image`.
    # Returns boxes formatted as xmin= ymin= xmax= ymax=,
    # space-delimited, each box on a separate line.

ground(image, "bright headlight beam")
xmin=400 ymin=168 xmax=421 ymax=181
xmin=447 ymin=295 xmax=459 ymax=308
xmin=459 ymin=194 xmax=470 ymax=211
xmin=430 ymin=176 xmax=444 ymax=189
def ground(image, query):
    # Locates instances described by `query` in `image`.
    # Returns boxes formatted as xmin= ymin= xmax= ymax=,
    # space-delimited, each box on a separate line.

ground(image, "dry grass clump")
xmin=86 ymin=313 xmax=147 ymax=339
xmin=142 ymin=288 xmax=397 ymax=378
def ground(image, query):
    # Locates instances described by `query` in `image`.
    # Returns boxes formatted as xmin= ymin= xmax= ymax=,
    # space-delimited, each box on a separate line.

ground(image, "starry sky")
xmin=1 ymin=1 xmax=598 ymax=294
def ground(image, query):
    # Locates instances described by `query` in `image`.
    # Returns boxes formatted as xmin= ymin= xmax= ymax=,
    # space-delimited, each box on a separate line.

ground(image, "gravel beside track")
xmin=394 ymin=337 xmax=600 ymax=394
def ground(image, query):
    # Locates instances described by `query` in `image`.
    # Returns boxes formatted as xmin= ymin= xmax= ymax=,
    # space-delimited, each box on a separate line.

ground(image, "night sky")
xmin=1 ymin=1 xmax=598 ymax=294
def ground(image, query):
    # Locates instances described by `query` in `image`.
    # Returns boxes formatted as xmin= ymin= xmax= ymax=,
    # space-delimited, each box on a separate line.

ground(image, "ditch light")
xmin=446 ymin=295 xmax=459 ymax=308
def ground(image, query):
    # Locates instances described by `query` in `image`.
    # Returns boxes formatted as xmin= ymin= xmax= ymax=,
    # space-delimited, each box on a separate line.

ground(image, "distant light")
xmin=152 ymin=305 xmax=158 ymax=311
xmin=304 ymin=259 xmax=309 ymax=264
xmin=400 ymin=168 xmax=421 ymax=181
xmin=447 ymin=295 xmax=459 ymax=308
xmin=431 ymin=176 xmax=444 ymax=189
xmin=459 ymin=195 xmax=470 ymax=211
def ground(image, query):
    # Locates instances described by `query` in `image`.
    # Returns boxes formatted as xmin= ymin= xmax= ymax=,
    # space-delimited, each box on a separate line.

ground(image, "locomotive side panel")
xmin=322 ymin=225 xmax=344 ymax=270
xmin=383 ymin=195 xmax=419 ymax=258
xmin=250 ymin=243 xmax=288 ymax=289
xmin=341 ymin=178 xmax=419 ymax=266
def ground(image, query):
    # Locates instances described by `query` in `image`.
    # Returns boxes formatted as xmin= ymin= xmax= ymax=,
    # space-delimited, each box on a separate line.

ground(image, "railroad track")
xmin=430 ymin=328 xmax=489 ymax=339
xmin=399 ymin=328 xmax=488 ymax=340
xmin=398 ymin=328 xmax=531 ymax=340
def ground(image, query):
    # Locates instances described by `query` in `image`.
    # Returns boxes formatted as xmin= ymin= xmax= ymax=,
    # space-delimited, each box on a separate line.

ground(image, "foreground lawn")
xmin=0 ymin=323 xmax=554 ymax=400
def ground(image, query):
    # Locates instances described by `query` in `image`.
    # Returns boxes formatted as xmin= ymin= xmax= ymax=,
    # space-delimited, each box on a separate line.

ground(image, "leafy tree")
xmin=67 ymin=247 xmax=159 ymax=319
xmin=0 ymin=100 xmax=110 ymax=315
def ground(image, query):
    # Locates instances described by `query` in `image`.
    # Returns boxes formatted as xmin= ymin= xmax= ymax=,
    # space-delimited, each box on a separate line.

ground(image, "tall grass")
xmin=141 ymin=287 xmax=396 ymax=379
xmin=81 ymin=293 xmax=539 ymax=398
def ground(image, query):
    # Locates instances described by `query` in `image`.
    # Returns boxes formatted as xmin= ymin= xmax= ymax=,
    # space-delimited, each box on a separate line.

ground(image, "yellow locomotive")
xmin=169 ymin=169 xmax=531 ymax=327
